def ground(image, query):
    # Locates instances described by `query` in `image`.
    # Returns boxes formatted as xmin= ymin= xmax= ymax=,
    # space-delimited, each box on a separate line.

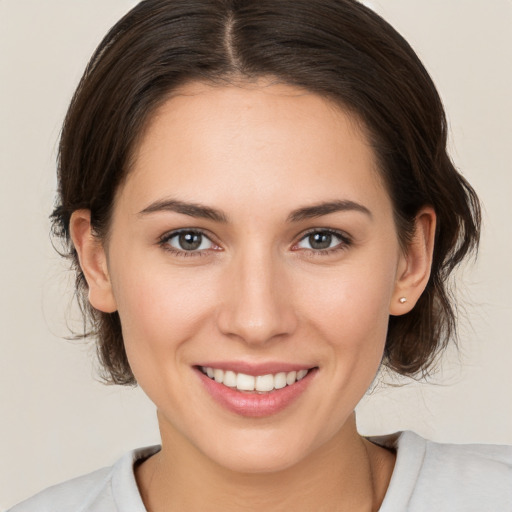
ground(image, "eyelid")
xmin=158 ymin=228 xmax=221 ymax=255
xmin=157 ymin=227 xmax=352 ymax=257
xmin=292 ymin=228 xmax=352 ymax=252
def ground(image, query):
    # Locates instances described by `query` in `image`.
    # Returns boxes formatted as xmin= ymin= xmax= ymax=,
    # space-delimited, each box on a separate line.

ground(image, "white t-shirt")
xmin=9 ymin=431 xmax=512 ymax=511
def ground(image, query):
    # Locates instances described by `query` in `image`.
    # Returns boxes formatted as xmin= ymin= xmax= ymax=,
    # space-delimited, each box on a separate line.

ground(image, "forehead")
xmin=135 ymin=79 xmax=368 ymax=160
xmin=122 ymin=80 xmax=389 ymax=217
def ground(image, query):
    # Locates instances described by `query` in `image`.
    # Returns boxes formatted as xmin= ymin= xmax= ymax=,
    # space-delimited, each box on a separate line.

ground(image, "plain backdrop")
xmin=1 ymin=0 xmax=511 ymax=509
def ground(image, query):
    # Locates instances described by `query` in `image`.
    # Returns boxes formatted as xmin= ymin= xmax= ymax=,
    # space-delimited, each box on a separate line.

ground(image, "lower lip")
xmin=196 ymin=368 xmax=317 ymax=418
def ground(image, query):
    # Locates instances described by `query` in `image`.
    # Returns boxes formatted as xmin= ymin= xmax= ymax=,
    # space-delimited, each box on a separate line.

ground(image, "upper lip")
xmin=196 ymin=361 xmax=316 ymax=376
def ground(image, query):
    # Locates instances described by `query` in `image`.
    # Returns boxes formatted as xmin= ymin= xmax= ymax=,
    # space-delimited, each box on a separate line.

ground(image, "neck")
xmin=136 ymin=413 xmax=394 ymax=512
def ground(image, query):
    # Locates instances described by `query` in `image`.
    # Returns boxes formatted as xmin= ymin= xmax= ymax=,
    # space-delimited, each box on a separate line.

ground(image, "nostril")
xmin=216 ymin=304 xmax=299 ymax=346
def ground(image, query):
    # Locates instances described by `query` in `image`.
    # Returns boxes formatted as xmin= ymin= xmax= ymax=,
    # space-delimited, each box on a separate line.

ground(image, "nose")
xmin=216 ymin=247 xmax=298 ymax=346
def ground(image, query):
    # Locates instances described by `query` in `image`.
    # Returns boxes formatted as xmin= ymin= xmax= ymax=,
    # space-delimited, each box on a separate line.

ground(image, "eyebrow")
xmin=138 ymin=199 xmax=228 ymax=223
xmin=287 ymin=200 xmax=372 ymax=222
xmin=138 ymin=198 xmax=371 ymax=223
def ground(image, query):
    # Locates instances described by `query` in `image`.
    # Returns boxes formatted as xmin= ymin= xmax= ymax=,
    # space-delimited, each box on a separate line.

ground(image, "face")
xmin=98 ymin=81 xmax=407 ymax=472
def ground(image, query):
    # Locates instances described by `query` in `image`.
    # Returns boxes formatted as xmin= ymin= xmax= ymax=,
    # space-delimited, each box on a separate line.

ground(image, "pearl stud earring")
xmin=399 ymin=297 xmax=407 ymax=304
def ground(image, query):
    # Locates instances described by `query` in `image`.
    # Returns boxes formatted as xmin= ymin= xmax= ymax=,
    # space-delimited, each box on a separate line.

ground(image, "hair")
xmin=52 ymin=0 xmax=480 ymax=385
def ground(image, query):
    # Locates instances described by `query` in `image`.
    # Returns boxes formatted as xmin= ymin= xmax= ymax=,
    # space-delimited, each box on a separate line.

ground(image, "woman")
xmin=9 ymin=0 xmax=511 ymax=510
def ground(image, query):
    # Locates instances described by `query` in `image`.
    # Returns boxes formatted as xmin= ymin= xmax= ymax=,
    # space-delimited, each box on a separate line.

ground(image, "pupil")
xmin=310 ymin=232 xmax=332 ymax=249
xmin=179 ymin=232 xmax=202 ymax=250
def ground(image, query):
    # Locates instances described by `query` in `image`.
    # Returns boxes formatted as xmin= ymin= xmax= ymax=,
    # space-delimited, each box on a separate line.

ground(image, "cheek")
xmin=299 ymin=263 xmax=395 ymax=343
xmin=294 ymin=265 xmax=394 ymax=427
xmin=109 ymin=257 xmax=220 ymax=370
xmin=294 ymin=251 xmax=398 ymax=395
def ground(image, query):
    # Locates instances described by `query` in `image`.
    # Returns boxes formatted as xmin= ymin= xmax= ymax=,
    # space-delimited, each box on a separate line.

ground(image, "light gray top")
xmin=9 ymin=431 xmax=512 ymax=511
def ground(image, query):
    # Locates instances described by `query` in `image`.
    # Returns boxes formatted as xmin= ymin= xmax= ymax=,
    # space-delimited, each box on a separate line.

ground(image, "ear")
xmin=69 ymin=210 xmax=117 ymax=313
xmin=390 ymin=206 xmax=436 ymax=316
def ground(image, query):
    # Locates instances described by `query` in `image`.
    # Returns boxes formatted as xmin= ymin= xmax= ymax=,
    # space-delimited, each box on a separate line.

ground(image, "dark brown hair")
xmin=52 ymin=0 xmax=480 ymax=385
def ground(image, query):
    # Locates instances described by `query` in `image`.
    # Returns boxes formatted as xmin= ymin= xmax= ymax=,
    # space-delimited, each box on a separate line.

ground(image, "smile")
xmin=200 ymin=366 xmax=310 ymax=393
xmin=196 ymin=364 xmax=317 ymax=417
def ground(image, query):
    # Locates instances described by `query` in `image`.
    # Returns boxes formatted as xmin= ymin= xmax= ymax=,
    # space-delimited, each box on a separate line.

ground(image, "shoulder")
xmin=377 ymin=431 xmax=512 ymax=512
xmin=8 ymin=446 xmax=160 ymax=512
xmin=7 ymin=465 xmax=114 ymax=512
xmin=413 ymin=432 xmax=512 ymax=508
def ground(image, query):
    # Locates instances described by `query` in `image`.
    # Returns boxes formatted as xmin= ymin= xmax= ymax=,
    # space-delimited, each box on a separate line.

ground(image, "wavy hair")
xmin=52 ymin=0 xmax=480 ymax=384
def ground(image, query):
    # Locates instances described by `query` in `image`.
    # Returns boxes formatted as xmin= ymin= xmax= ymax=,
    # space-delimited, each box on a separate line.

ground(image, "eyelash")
xmin=293 ymin=228 xmax=352 ymax=256
xmin=158 ymin=229 xmax=217 ymax=257
xmin=158 ymin=228 xmax=352 ymax=257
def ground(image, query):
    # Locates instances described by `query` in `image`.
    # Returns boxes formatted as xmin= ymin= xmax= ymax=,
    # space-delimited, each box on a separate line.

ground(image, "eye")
xmin=161 ymin=230 xmax=216 ymax=253
xmin=295 ymin=230 xmax=350 ymax=252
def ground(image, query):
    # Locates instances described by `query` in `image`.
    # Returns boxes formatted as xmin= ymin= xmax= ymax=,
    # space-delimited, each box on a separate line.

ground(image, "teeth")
xmin=274 ymin=372 xmax=287 ymax=390
xmin=201 ymin=366 xmax=311 ymax=392
xmin=297 ymin=369 xmax=308 ymax=380
xmin=237 ymin=373 xmax=255 ymax=391
xmin=223 ymin=370 xmax=237 ymax=387
xmin=286 ymin=371 xmax=297 ymax=385
xmin=255 ymin=374 xmax=274 ymax=392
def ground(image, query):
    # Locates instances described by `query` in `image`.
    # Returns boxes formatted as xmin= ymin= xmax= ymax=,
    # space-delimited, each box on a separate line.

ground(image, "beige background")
xmin=1 ymin=0 xmax=511 ymax=509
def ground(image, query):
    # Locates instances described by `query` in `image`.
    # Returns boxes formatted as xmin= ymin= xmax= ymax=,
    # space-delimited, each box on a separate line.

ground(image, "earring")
xmin=399 ymin=297 xmax=407 ymax=304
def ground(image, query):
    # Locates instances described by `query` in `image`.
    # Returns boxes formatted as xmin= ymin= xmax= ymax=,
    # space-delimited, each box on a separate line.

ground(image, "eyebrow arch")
xmin=138 ymin=199 xmax=228 ymax=223
xmin=287 ymin=200 xmax=372 ymax=222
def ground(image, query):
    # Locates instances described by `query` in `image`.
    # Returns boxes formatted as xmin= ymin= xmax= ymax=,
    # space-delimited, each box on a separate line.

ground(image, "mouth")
xmin=198 ymin=366 xmax=311 ymax=393
xmin=195 ymin=364 xmax=318 ymax=417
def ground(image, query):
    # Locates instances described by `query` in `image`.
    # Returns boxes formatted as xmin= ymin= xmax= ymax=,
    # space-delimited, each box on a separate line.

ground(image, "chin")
xmin=209 ymin=442 xmax=306 ymax=474
xmin=194 ymin=423 xmax=327 ymax=475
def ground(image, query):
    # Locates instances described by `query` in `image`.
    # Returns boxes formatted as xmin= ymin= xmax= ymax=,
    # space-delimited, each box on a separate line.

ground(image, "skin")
xmin=71 ymin=80 xmax=435 ymax=511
